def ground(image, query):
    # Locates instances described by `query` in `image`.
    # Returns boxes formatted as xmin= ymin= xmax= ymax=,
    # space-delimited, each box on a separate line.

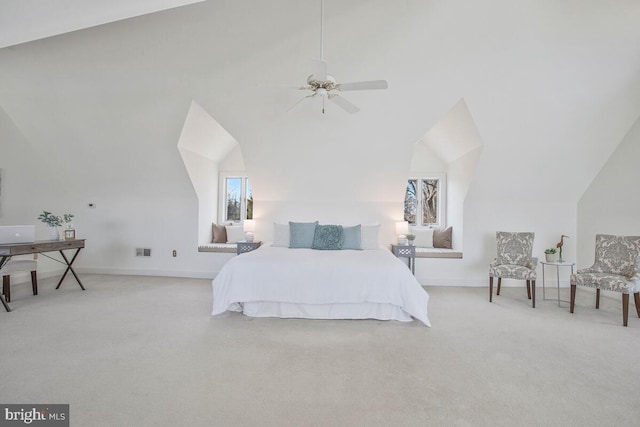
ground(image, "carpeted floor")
xmin=1 ymin=275 xmax=639 ymax=427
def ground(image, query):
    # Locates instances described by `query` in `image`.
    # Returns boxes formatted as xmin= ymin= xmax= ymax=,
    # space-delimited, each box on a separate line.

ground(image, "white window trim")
xmin=219 ymin=171 xmax=250 ymax=224
xmin=407 ymin=173 xmax=447 ymax=228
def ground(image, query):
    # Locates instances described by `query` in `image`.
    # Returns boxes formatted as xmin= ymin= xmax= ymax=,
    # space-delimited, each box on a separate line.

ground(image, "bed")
xmin=211 ymin=244 xmax=431 ymax=326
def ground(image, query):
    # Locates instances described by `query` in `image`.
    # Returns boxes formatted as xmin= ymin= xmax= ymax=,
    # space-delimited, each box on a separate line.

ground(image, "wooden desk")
xmin=0 ymin=239 xmax=86 ymax=312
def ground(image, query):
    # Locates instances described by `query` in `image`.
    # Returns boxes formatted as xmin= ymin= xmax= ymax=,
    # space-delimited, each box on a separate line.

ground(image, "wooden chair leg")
xmin=497 ymin=278 xmax=502 ymax=295
xmin=526 ymin=280 xmax=531 ymax=300
xmin=595 ymin=289 xmax=600 ymax=309
xmin=570 ymin=284 xmax=576 ymax=313
xmin=489 ymin=276 xmax=493 ymax=302
xmin=3 ymin=275 xmax=10 ymax=303
xmin=634 ymin=293 xmax=640 ymax=318
xmin=31 ymin=270 xmax=38 ymax=296
xmin=531 ymin=280 xmax=536 ymax=308
xmin=622 ymin=293 xmax=629 ymax=327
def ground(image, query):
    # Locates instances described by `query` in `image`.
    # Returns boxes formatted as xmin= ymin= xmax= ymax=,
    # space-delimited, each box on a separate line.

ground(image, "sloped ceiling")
xmin=0 ymin=0 xmax=205 ymax=48
xmin=1 ymin=0 xmax=639 ymax=203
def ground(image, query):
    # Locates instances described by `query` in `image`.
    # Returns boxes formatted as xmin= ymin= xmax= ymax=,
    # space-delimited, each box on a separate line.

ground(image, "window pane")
xmin=404 ymin=180 xmax=418 ymax=225
xmin=422 ymin=179 xmax=439 ymax=225
xmin=245 ymin=179 xmax=253 ymax=220
xmin=225 ymin=177 xmax=242 ymax=222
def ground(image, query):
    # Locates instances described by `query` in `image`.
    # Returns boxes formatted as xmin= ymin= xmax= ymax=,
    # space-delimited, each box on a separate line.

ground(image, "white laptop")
xmin=0 ymin=225 xmax=36 ymax=244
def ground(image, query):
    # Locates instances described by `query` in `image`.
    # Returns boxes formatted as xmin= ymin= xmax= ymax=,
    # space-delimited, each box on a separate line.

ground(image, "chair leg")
xmin=531 ymin=280 xmax=536 ymax=308
xmin=595 ymin=289 xmax=600 ymax=309
xmin=526 ymin=280 xmax=531 ymax=300
xmin=497 ymin=278 xmax=502 ymax=295
xmin=489 ymin=276 xmax=493 ymax=302
xmin=634 ymin=293 xmax=640 ymax=318
xmin=31 ymin=271 xmax=38 ymax=296
xmin=570 ymin=284 xmax=576 ymax=313
xmin=3 ymin=275 xmax=10 ymax=303
xmin=622 ymin=293 xmax=629 ymax=327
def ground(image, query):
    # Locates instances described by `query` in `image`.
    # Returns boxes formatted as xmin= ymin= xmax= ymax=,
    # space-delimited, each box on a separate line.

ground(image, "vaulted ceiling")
xmin=1 ymin=0 xmax=639 ymax=203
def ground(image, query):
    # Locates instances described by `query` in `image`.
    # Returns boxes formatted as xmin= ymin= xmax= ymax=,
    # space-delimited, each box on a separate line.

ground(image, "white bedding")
xmin=211 ymin=245 xmax=431 ymax=326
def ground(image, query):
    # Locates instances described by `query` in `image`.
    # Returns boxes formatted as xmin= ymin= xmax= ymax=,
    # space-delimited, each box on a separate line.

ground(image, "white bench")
xmin=415 ymin=247 xmax=463 ymax=259
xmin=197 ymin=243 xmax=236 ymax=253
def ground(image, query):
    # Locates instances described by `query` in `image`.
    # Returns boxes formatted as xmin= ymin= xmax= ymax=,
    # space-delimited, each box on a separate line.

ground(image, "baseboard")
xmin=74 ymin=267 xmax=216 ymax=280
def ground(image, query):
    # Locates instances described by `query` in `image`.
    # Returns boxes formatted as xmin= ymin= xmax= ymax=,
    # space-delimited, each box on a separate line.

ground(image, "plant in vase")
xmin=544 ymin=248 xmax=557 ymax=262
xmin=406 ymin=234 xmax=416 ymax=246
xmin=38 ymin=211 xmax=74 ymax=241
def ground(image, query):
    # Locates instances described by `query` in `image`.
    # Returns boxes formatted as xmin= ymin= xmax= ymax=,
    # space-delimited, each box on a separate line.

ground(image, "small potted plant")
xmin=406 ymin=234 xmax=416 ymax=246
xmin=544 ymin=248 xmax=557 ymax=262
xmin=38 ymin=211 xmax=74 ymax=241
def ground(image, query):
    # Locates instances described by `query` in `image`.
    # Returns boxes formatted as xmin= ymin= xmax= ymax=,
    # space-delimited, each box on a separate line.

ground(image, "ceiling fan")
xmin=286 ymin=0 xmax=388 ymax=114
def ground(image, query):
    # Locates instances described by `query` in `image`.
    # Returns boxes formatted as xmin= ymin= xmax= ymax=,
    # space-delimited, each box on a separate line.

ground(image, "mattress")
xmin=211 ymin=244 xmax=431 ymax=326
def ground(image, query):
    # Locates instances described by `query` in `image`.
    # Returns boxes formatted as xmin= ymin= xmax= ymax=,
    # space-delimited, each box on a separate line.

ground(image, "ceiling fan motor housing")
xmin=307 ymin=74 xmax=336 ymax=91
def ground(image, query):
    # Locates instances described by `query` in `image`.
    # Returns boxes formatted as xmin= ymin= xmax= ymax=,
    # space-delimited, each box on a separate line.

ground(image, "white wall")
xmin=2 ymin=1 xmax=639 ymax=286
xmin=577 ymin=115 xmax=640 ymax=269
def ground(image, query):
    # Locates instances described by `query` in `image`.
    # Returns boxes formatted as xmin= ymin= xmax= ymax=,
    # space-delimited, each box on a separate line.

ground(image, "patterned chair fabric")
xmin=489 ymin=232 xmax=537 ymax=307
xmin=570 ymin=234 xmax=640 ymax=326
xmin=490 ymin=232 xmax=537 ymax=280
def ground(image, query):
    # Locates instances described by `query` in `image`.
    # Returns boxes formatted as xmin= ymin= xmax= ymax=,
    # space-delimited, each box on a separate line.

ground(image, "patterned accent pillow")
xmin=591 ymin=234 xmax=640 ymax=277
xmin=312 ymin=225 xmax=345 ymax=250
xmin=496 ymin=231 xmax=534 ymax=267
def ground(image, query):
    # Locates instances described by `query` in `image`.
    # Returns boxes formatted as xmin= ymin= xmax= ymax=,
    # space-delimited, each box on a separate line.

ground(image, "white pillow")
xmin=272 ymin=223 xmax=290 ymax=247
xmin=360 ymin=224 xmax=381 ymax=250
xmin=412 ymin=228 xmax=434 ymax=248
xmin=225 ymin=225 xmax=245 ymax=243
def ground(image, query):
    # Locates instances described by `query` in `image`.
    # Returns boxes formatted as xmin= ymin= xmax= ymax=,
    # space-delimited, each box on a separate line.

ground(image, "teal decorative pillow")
xmin=312 ymin=225 xmax=344 ymax=250
xmin=342 ymin=225 xmax=362 ymax=250
xmin=289 ymin=221 xmax=318 ymax=248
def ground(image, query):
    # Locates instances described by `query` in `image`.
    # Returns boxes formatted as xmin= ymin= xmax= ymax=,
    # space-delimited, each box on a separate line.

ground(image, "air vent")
xmin=136 ymin=248 xmax=152 ymax=257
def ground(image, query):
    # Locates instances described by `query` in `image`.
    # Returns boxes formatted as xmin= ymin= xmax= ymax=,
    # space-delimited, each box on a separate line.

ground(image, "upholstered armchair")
xmin=570 ymin=234 xmax=640 ymax=327
xmin=489 ymin=232 xmax=537 ymax=308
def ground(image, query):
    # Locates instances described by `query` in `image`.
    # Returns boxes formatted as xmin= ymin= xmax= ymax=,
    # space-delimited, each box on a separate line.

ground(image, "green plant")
xmin=544 ymin=248 xmax=557 ymax=254
xmin=406 ymin=234 xmax=416 ymax=241
xmin=38 ymin=211 xmax=74 ymax=227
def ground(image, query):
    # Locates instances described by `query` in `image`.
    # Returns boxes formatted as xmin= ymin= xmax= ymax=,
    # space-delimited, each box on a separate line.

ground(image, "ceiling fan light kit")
xmin=286 ymin=0 xmax=388 ymax=114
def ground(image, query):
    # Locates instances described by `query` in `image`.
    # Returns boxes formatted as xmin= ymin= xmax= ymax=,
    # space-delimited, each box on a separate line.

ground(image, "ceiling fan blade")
xmin=312 ymin=59 xmax=328 ymax=81
xmin=336 ymin=80 xmax=388 ymax=91
xmin=329 ymin=95 xmax=360 ymax=114
xmin=286 ymin=94 xmax=316 ymax=112
xmin=259 ymin=83 xmax=313 ymax=90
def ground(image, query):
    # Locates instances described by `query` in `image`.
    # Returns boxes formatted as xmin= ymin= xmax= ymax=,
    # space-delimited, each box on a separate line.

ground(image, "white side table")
xmin=540 ymin=261 xmax=575 ymax=306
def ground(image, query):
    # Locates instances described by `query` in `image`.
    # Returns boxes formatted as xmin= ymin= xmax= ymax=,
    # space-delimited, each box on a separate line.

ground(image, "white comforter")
xmin=211 ymin=245 xmax=431 ymax=326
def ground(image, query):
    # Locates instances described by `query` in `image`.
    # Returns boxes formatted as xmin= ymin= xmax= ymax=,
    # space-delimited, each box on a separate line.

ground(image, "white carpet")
xmin=1 ymin=275 xmax=639 ymax=426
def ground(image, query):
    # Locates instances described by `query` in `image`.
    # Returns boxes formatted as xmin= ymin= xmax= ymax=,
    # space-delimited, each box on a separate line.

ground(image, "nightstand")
xmin=237 ymin=241 xmax=261 ymax=255
xmin=391 ymin=244 xmax=416 ymax=275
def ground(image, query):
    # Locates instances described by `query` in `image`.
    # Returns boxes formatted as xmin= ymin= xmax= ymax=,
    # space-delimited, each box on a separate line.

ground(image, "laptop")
xmin=0 ymin=225 xmax=36 ymax=244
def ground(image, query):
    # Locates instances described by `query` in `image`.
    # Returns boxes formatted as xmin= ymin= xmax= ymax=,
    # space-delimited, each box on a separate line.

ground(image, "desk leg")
xmin=55 ymin=248 xmax=85 ymax=290
xmin=1 ymin=294 xmax=10 ymax=312
xmin=0 ymin=256 xmax=11 ymax=312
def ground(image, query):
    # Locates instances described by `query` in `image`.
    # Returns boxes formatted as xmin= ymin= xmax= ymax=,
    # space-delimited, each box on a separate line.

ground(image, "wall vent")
xmin=136 ymin=248 xmax=152 ymax=257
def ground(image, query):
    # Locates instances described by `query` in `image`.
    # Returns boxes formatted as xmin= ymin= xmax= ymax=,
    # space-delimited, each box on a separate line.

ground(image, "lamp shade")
xmin=244 ymin=220 xmax=256 ymax=232
xmin=395 ymin=221 xmax=409 ymax=235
